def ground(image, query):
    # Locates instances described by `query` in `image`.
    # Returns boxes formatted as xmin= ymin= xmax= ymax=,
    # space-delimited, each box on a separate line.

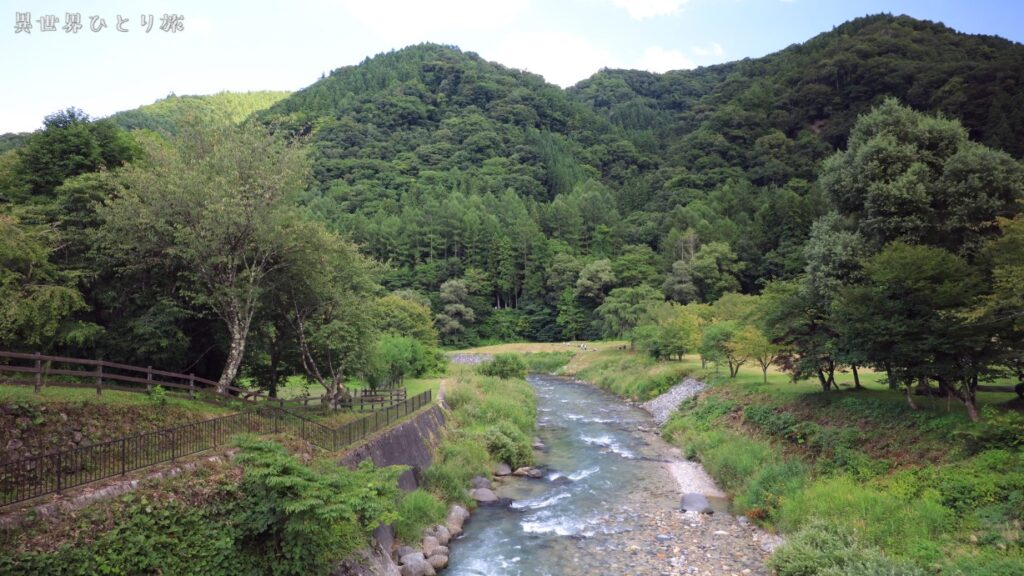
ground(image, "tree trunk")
xmin=817 ymin=369 xmax=830 ymax=392
xmin=218 ymin=321 xmax=248 ymax=394
xmin=852 ymin=365 xmax=862 ymax=390
xmin=964 ymin=396 xmax=980 ymax=422
xmin=762 ymin=365 xmax=768 ymax=385
xmin=885 ymin=365 xmax=898 ymax=390
xmin=904 ymin=382 xmax=918 ymax=410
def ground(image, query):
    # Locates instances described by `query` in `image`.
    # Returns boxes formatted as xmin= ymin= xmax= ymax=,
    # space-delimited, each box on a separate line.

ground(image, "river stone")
xmin=427 ymin=554 xmax=448 ymax=570
xmin=681 ymin=493 xmax=713 ymax=514
xmin=398 ymin=553 xmax=435 ymax=576
xmin=446 ymin=504 xmax=470 ymax=537
xmin=494 ymin=462 xmax=512 ymax=476
xmin=526 ymin=468 xmax=544 ymax=479
xmin=469 ymin=487 xmax=498 ymax=503
xmin=395 ymin=546 xmax=415 ymax=560
xmin=470 ymin=475 xmax=491 ymax=490
xmin=424 ymin=524 xmax=451 ymax=546
xmin=421 ymin=536 xmax=440 ymax=557
xmin=430 ymin=546 xmax=449 ymax=557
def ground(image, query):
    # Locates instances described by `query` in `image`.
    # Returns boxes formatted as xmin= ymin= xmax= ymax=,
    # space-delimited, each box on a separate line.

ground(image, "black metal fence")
xmin=0 ymin=390 xmax=432 ymax=508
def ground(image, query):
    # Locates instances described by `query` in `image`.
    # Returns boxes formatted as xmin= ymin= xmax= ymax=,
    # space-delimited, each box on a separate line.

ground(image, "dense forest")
xmin=0 ymin=14 xmax=1022 ymax=409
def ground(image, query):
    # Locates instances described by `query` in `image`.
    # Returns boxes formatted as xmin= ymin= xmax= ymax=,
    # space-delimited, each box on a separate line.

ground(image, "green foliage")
xmin=109 ymin=91 xmax=290 ymax=133
xmin=483 ymin=420 xmax=533 ymax=469
xmin=769 ymin=520 xmax=928 ymax=576
xmin=777 ymin=476 xmax=952 ymax=563
xmin=367 ymin=335 xmax=429 ymax=387
xmin=424 ymin=434 xmax=492 ymax=504
xmin=477 ymin=353 xmax=527 ymax=379
xmin=393 ymin=489 xmax=447 ymax=542
xmin=147 ymin=384 xmax=168 ymax=406
xmin=519 ymin=352 xmax=573 ymax=373
xmin=232 ymin=437 xmax=403 ymax=575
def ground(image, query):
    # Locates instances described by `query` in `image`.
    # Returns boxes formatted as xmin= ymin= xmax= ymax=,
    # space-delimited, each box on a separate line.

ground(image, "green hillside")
xmin=108 ymin=90 xmax=291 ymax=133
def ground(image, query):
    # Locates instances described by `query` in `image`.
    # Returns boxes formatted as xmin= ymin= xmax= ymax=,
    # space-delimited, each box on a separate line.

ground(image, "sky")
xmin=2 ymin=0 xmax=1022 ymax=133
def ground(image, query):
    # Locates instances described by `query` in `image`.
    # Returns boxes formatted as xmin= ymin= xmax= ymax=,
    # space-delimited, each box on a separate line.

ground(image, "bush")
xmin=394 ymin=489 xmax=447 ymax=542
xmin=476 ymin=353 xmax=527 ymax=379
xmin=233 ymin=437 xmax=404 ymax=574
xmin=148 ymin=384 xmax=168 ymax=406
xmin=483 ymin=420 xmax=532 ymax=469
xmin=769 ymin=520 xmax=927 ymax=576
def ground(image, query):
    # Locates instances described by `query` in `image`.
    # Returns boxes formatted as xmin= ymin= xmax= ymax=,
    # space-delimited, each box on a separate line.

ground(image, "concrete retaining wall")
xmin=339 ymin=404 xmax=446 ymax=491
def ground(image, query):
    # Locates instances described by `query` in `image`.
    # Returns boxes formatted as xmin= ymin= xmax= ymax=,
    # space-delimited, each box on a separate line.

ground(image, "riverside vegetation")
xmin=523 ymin=342 xmax=1023 ymax=575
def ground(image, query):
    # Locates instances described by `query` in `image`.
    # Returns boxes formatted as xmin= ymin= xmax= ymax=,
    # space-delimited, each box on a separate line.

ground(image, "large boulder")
xmin=470 ymin=475 xmax=492 ymax=490
xmin=469 ymin=487 xmax=498 ymax=503
xmin=420 ymin=536 xmax=441 ymax=558
xmin=427 ymin=554 xmax=448 ymax=570
xmin=494 ymin=462 xmax=512 ymax=476
xmin=446 ymin=504 xmax=470 ymax=537
xmin=680 ymin=493 xmax=713 ymax=514
xmin=424 ymin=524 xmax=451 ymax=546
xmin=399 ymin=552 xmax=435 ymax=576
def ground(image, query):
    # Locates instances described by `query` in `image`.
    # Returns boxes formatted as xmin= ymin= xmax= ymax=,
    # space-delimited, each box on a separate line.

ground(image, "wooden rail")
xmin=0 ymin=351 xmax=409 ymax=406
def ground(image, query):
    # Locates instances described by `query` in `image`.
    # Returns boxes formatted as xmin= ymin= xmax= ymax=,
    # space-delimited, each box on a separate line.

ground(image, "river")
xmin=445 ymin=375 xmax=773 ymax=576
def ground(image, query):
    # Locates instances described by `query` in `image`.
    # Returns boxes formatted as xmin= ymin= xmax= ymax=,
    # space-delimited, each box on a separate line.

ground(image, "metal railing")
xmin=0 ymin=390 xmax=432 ymax=507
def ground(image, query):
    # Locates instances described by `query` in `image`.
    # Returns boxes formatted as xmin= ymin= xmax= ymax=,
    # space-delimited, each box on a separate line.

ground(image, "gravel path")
xmin=642 ymin=377 xmax=706 ymax=424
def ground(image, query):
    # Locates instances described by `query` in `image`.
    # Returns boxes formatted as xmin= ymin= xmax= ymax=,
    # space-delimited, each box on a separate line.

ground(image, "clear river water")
xmin=445 ymin=374 xmax=739 ymax=576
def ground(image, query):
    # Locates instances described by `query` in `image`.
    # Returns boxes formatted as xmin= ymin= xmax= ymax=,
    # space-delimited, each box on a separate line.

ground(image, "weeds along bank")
xmin=562 ymin=346 xmax=1024 ymax=576
xmin=417 ymin=355 xmax=537 ymax=508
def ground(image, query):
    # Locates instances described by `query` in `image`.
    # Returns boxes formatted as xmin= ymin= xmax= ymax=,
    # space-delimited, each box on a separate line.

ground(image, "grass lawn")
xmin=0 ymin=383 xmax=238 ymax=416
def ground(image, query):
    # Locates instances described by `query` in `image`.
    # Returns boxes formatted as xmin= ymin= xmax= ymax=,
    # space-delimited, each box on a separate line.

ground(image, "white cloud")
xmin=342 ymin=0 xmax=530 ymax=45
xmin=635 ymin=46 xmax=695 ymax=72
xmin=612 ymin=0 xmax=689 ymax=20
xmin=691 ymin=42 xmax=724 ymax=57
xmin=486 ymin=32 xmax=620 ymax=87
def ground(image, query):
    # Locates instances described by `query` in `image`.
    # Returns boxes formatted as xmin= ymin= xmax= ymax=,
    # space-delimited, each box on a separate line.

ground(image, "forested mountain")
xmin=108 ymin=90 xmax=291 ymax=133
xmin=248 ymin=14 xmax=1024 ymax=345
xmin=1 ymin=13 xmax=1022 ymax=386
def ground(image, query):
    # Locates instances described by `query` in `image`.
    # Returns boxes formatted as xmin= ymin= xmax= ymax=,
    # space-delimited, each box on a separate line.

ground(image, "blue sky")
xmin=2 ymin=0 xmax=1022 ymax=133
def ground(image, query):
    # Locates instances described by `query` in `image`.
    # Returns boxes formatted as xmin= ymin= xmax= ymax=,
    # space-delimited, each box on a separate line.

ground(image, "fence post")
xmin=55 ymin=452 xmax=62 ymax=493
xmin=121 ymin=437 xmax=127 ymax=476
xmin=189 ymin=373 xmax=195 ymax=400
xmin=96 ymin=358 xmax=103 ymax=395
xmin=170 ymin=428 xmax=176 ymax=462
xmin=146 ymin=366 xmax=153 ymax=393
xmin=34 ymin=352 xmax=42 ymax=394
xmin=274 ymin=409 xmax=279 ymax=434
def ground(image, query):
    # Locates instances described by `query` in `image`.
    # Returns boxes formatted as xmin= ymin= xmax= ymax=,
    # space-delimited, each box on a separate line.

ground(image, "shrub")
xmin=394 ymin=489 xmax=447 ymax=542
xmin=476 ymin=353 xmax=527 ymax=379
xmin=769 ymin=519 xmax=927 ymax=576
xmin=148 ymin=384 xmax=168 ymax=406
xmin=483 ymin=421 xmax=532 ymax=469
xmin=233 ymin=437 xmax=403 ymax=574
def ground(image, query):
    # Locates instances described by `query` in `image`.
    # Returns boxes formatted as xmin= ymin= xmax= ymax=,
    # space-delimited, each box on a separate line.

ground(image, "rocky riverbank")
xmin=641 ymin=377 xmax=706 ymax=425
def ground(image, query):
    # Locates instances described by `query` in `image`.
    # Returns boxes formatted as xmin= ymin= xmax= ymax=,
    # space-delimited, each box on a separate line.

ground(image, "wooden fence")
xmin=0 ymin=351 xmax=409 ymax=409
xmin=0 ymin=390 xmax=432 ymax=508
